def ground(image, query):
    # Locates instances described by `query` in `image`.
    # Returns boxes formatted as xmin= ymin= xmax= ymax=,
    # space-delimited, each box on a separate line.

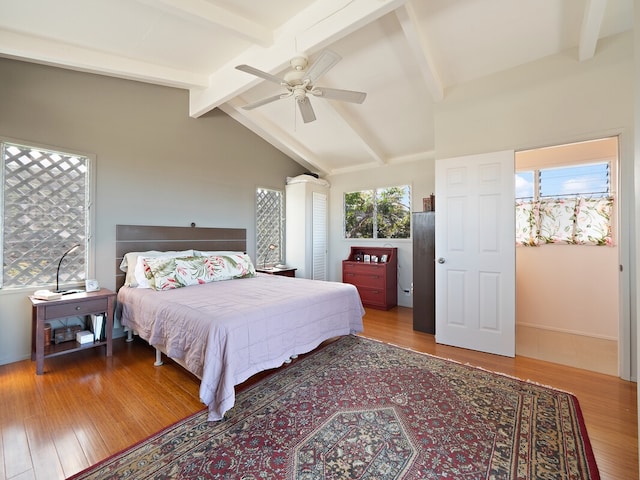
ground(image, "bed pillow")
xmin=120 ymin=250 xmax=194 ymax=287
xmin=144 ymin=253 xmax=256 ymax=291
xmin=194 ymin=250 xmax=245 ymax=257
xmin=206 ymin=253 xmax=256 ymax=282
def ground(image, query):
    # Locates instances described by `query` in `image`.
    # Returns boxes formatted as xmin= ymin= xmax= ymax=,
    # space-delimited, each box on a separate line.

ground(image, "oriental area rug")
xmin=69 ymin=335 xmax=599 ymax=480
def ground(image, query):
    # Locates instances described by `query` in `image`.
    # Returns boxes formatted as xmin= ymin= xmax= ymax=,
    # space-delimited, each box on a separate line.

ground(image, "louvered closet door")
xmin=312 ymin=192 xmax=327 ymax=280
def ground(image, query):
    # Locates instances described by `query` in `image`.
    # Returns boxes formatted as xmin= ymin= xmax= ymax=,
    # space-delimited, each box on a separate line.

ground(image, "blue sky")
xmin=515 ymin=163 xmax=609 ymax=199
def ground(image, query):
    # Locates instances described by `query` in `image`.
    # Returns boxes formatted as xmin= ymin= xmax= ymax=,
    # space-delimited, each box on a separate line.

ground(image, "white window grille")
xmin=256 ymin=187 xmax=284 ymax=268
xmin=1 ymin=141 xmax=92 ymax=289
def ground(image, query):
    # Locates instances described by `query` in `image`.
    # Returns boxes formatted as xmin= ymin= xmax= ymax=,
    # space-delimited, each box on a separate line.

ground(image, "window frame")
xmin=516 ymin=161 xmax=611 ymax=200
xmin=0 ymin=137 xmax=96 ymax=292
xmin=255 ymin=186 xmax=284 ymax=268
xmin=514 ymin=159 xmax=615 ymax=247
xmin=343 ymin=184 xmax=411 ymax=240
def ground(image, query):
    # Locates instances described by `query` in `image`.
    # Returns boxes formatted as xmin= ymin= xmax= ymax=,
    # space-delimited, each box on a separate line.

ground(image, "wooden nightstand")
xmin=256 ymin=267 xmax=297 ymax=277
xmin=29 ymin=288 xmax=116 ymax=375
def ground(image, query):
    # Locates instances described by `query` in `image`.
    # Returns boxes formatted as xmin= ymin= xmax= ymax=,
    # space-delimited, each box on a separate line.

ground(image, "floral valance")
xmin=515 ymin=196 xmax=613 ymax=247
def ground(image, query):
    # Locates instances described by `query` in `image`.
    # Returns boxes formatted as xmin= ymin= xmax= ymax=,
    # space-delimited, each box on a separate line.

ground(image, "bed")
xmin=115 ymin=225 xmax=365 ymax=421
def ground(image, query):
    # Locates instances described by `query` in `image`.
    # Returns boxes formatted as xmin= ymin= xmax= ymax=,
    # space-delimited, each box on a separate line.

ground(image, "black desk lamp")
xmin=56 ymin=244 xmax=80 ymax=293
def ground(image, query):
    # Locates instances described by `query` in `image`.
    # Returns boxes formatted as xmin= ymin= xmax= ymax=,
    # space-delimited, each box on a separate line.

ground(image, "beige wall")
xmin=434 ymin=33 xmax=633 ymax=160
xmin=0 ymin=58 xmax=306 ymax=366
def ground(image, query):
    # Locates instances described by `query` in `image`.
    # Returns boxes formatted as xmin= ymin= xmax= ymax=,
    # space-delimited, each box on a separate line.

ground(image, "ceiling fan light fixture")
xmin=290 ymin=55 xmax=308 ymax=71
xmin=284 ymin=70 xmax=305 ymax=85
xmin=293 ymin=87 xmax=307 ymax=102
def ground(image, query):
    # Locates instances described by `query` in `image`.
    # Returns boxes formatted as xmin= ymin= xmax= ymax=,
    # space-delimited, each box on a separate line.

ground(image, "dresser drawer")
xmin=355 ymin=286 xmax=387 ymax=308
xmin=343 ymin=271 xmax=385 ymax=289
xmin=343 ymin=262 xmax=386 ymax=276
xmin=43 ymin=298 xmax=109 ymax=320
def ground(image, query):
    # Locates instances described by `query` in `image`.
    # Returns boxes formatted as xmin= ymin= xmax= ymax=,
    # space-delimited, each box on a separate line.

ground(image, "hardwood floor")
xmin=0 ymin=306 xmax=636 ymax=479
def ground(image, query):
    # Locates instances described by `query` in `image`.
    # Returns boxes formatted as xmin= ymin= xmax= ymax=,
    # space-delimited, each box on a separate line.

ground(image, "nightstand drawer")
xmin=44 ymin=298 xmax=108 ymax=320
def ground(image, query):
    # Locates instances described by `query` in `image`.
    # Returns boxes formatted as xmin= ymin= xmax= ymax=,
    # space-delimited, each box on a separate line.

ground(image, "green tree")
xmin=344 ymin=186 xmax=410 ymax=239
xmin=345 ymin=190 xmax=374 ymax=238
xmin=376 ymin=186 xmax=410 ymax=238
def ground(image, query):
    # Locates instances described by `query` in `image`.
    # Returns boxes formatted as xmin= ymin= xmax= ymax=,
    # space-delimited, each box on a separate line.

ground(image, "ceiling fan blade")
xmin=304 ymin=50 xmax=341 ymax=84
xmin=297 ymin=97 xmax=316 ymax=123
xmin=235 ymin=64 xmax=283 ymax=84
xmin=312 ymin=87 xmax=367 ymax=104
xmin=242 ymin=94 xmax=287 ymax=110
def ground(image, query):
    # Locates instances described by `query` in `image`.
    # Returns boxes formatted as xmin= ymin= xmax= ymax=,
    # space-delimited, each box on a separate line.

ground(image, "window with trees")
xmin=1 ymin=141 xmax=92 ymax=289
xmin=344 ymin=185 xmax=411 ymax=239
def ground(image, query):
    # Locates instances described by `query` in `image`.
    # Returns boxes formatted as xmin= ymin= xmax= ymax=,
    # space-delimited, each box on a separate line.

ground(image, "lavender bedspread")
xmin=117 ymin=273 xmax=365 ymax=420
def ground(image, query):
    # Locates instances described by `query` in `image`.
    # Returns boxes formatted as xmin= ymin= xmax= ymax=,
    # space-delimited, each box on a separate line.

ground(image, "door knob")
xmin=437 ymin=257 xmax=445 ymax=264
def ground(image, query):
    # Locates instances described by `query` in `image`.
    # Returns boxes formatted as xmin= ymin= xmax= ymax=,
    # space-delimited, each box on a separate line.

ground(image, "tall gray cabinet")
xmin=412 ymin=212 xmax=435 ymax=334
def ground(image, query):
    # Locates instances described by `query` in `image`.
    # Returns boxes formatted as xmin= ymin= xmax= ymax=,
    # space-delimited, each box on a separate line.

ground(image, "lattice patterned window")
xmin=1 ymin=141 xmax=92 ymax=289
xmin=256 ymin=187 xmax=284 ymax=268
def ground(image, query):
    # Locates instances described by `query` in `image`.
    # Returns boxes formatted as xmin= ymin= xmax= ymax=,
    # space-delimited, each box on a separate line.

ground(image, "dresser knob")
xmin=75 ymin=306 xmax=81 ymax=311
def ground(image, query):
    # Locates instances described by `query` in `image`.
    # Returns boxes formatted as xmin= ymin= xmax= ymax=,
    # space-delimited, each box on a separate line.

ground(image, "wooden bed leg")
xmin=126 ymin=329 xmax=133 ymax=343
xmin=154 ymin=348 xmax=164 ymax=366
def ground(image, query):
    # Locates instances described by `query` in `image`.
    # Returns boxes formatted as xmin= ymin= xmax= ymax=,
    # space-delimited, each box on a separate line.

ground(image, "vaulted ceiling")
xmin=0 ymin=0 xmax=633 ymax=175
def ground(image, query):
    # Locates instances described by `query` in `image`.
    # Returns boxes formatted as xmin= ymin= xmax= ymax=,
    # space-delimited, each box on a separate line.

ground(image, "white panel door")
xmin=312 ymin=191 xmax=327 ymax=281
xmin=435 ymin=150 xmax=515 ymax=357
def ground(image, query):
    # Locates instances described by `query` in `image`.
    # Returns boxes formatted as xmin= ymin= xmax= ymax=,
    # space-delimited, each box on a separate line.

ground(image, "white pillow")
xmin=120 ymin=250 xmax=194 ymax=287
xmin=194 ymin=250 xmax=244 ymax=256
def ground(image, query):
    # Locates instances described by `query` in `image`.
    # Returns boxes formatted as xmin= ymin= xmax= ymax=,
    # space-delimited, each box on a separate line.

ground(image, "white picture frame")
xmin=363 ymin=254 xmax=371 ymax=263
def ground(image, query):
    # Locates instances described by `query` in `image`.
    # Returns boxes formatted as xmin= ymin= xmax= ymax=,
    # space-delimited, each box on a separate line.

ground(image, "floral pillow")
xmin=205 ymin=253 xmax=256 ymax=282
xmin=144 ymin=254 xmax=256 ymax=291
xmin=574 ymin=196 xmax=614 ymax=246
xmin=538 ymin=198 xmax=577 ymax=244
xmin=515 ymin=200 xmax=539 ymax=246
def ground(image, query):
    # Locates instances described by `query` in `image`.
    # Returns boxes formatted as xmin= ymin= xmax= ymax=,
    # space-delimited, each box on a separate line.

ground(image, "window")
xmin=344 ymin=185 xmax=411 ymax=239
xmin=256 ymin=187 xmax=284 ymax=268
xmin=1 ymin=141 xmax=92 ymax=289
xmin=515 ymin=162 xmax=613 ymax=246
xmin=516 ymin=162 xmax=610 ymax=200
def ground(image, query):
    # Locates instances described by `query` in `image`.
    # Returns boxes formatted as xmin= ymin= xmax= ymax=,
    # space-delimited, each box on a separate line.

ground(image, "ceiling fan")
xmin=235 ymin=50 xmax=367 ymax=123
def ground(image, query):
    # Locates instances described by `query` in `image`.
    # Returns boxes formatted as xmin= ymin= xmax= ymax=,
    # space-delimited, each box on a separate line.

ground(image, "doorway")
xmin=514 ymin=137 xmax=620 ymax=376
